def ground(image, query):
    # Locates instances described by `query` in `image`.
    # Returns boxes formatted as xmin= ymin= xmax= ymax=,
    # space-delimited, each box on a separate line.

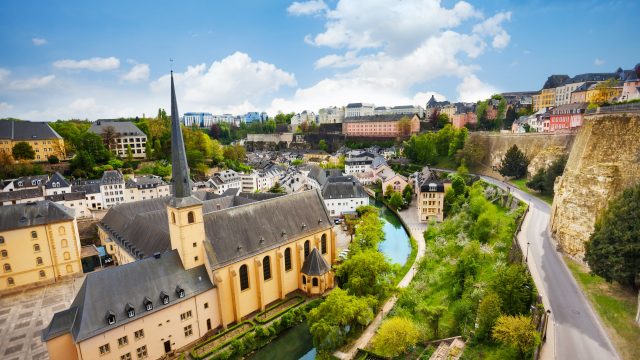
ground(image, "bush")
xmin=47 ymin=155 xmax=60 ymax=164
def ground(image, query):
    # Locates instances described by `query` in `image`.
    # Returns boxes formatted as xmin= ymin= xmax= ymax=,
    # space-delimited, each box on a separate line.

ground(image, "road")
xmin=477 ymin=175 xmax=619 ymax=360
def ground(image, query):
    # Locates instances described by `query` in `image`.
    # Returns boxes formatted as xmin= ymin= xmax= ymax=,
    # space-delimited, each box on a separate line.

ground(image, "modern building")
xmin=0 ymin=201 xmax=82 ymax=292
xmin=342 ymin=114 xmax=420 ymax=138
xmin=345 ymin=103 xmax=375 ymax=118
xmin=318 ymin=106 xmax=345 ymax=124
xmin=244 ymin=112 xmax=267 ymax=123
xmin=549 ymin=103 xmax=587 ymax=131
xmin=43 ymin=73 xmax=335 ymax=360
xmin=183 ymin=112 xmax=214 ymax=127
xmin=88 ymin=120 xmax=148 ymax=159
xmin=0 ymin=120 xmax=66 ymax=162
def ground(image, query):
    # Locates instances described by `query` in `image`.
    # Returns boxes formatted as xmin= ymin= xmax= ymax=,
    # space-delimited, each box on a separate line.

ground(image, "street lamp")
xmin=525 ymin=241 xmax=530 ymax=262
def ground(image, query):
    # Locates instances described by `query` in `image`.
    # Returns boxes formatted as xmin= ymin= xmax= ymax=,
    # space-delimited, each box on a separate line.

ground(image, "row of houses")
xmin=182 ymin=111 xmax=269 ymax=127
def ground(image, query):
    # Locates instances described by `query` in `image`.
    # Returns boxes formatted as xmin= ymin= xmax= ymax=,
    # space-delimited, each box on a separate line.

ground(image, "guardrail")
xmin=585 ymin=102 xmax=640 ymax=115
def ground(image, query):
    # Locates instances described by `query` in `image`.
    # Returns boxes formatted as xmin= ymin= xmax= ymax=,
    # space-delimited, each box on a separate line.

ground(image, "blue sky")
xmin=0 ymin=0 xmax=637 ymax=121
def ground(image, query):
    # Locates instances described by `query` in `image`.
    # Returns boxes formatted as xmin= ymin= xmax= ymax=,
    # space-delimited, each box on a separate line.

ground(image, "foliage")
xmin=492 ymin=315 xmax=540 ymax=358
xmin=490 ymin=264 xmax=535 ymax=315
xmin=402 ymin=183 xmax=413 ymax=204
xmin=498 ymin=145 xmax=529 ymax=179
xmin=318 ymin=139 xmax=328 ymax=152
xmin=526 ymin=155 xmax=567 ymax=195
xmin=591 ymin=78 xmax=619 ymax=105
xmin=416 ymin=304 xmax=447 ymax=338
xmin=388 ymin=192 xmax=404 ymax=210
xmin=585 ymin=183 xmax=640 ymax=289
xmin=371 ymin=317 xmax=420 ymax=357
xmin=47 ymin=155 xmax=60 ymax=164
xmin=268 ymin=181 xmax=286 ymax=194
xmin=290 ymin=159 xmax=304 ymax=166
xmin=351 ymin=212 xmax=385 ymax=251
xmin=336 ymin=249 xmax=394 ymax=301
xmin=397 ymin=116 xmax=413 ymax=137
xmin=404 ymin=125 xmax=467 ymax=165
xmin=476 ymin=292 xmax=503 ymax=341
xmin=457 ymin=135 xmax=486 ymax=167
xmin=0 ymin=152 xmax=44 ymax=179
xmin=222 ymin=143 xmax=246 ymax=162
xmin=12 ymin=142 xmax=35 ymax=160
xmin=137 ymin=161 xmax=172 ymax=178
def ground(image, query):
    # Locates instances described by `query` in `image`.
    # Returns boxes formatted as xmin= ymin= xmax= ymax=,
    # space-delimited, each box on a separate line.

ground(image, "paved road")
xmin=477 ymin=175 xmax=619 ymax=360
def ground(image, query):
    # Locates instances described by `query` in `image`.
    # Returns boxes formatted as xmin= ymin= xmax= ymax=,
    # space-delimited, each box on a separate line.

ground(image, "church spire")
xmin=170 ymin=71 xmax=192 ymax=200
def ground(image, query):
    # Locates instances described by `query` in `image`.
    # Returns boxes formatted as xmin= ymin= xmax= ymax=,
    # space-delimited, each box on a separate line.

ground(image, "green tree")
xmin=448 ymin=127 xmax=468 ymax=159
xmin=268 ymin=181 xmax=286 ymax=194
xmin=498 ymin=145 xmax=529 ymax=179
xmin=451 ymin=242 xmax=481 ymax=298
xmin=402 ymin=183 xmax=413 ymax=204
xmin=490 ymin=264 xmax=534 ymax=315
xmin=585 ymin=184 xmax=640 ymax=289
xmin=397 ymin=116 xmax=412 ymax=137
xmin=12 ymin=142 xmax=35 ymax=161
xmin=318 ymin=139 xmax=328 ymax=152
xmin=457 ymin=135 xmax=486 ymax=167
xmin=47 ymin=155 xmax=59 ymax=164
xmin=126 ymin=144 xmax=133 ymax=164
xmin=352 ymin=213 xmax=385 ymax=250
xmin=417 ymin=304 xmax=447 ymax=339
xmin=436 ymin=113 xmax=450 ymax=129
xmin=492 ymin=315 xmax=540 ymax=358
xmin=388 ymin=192 xmax=404 ymax=210
xmin=336 ymin=249 xmax=393 ymax=300
xmin=476 ymin=292 xmax=503 ymax=341
xmin=371 ymin=317 xmax=420 ymax=357
xmin=526 ymin=168 xmax=546 ymax=193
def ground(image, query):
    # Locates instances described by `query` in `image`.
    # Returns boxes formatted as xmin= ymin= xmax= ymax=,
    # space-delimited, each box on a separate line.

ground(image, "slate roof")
xmin=45 ymin=172 xmax=71 ymax=189
xmin=71 ymin=182 xmax=101 ymax=195
xmin=301 ymin=248 xmax=330 ymax=276
xmin=0 ymin=120 xmax=62 ymax=140
xmin=419 ymin=174 xmax=446 ymax=193
xmin=88 ymin=120 xmax=145 ymax=137
xmin=0 ymin=188 xmax=44 ymax=203
xmin=125 ymin=175 xmax=167 ymax=189
xmin=45 ymin=192 xmax=86 ymax=202
xmin=101 ymin=170 xmax=124 ymax=185
xmin=343 ymin=114 xmax=416 ymax=123
xmin=346 ymin=103 xmax=373 ymax=108
xmin=567 ymin=73 xmax=616 ymax=84
xmin=10 ymin=175 xmax=49 ymax=190
xmin=321 ymin=176 xmax=368 ymax=199
xmin=0 ymin=201 xmax=74 ymax=231
xmin=42 ymin=250 xmax=213 ymax=342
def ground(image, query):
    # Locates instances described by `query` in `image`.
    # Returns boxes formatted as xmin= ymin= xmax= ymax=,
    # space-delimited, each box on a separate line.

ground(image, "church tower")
xmin=166 ymin=72 xmax=206 ymax=270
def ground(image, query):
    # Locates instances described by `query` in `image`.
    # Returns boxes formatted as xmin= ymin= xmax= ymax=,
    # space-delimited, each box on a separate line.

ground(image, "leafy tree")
xmin=451 ymin=242 xmax=481 ymax=298
xmin=388 ymin=192 xmax=404 ymax=210
xmin=476 ymin=292 xmax=503 ymax=341
xmin=436 ymin=113 xmax=450 ymax=129
xmin=416 ymin=304 xmax=447 ymax=338
xmin=402 ymin=183 xmax=413 ymax=204
xmin=223 ymin=144 xmax=246 ymax=162
xmin=457 ymin=135 xmax=486 ymax=167
xmin=268 ymin=181 xmax=286 ymax=194
xmin=490 ymin=264 xmax=534 ymax=315
xmin=126 ymin=144 xmax=133 ymax=164
xmin=585 ymin=184 xmax=640 ymax=289
xmin=100 ymin=125 xmax=117 ymax=151
xmin=47 ymin=155 xmax=59 ymax=164
xmin=12 ymin=142 xmax=35 ymax=160
xmin=336 ymin=249 xmax=393 ymax=300
xmin=526 ymin=168 xmax=546 ymax=193
xmin=371 ymin=317 xmax=420 ymax=357
xmin=448 ymin=127 xmax=468 ymax=158
xmin=526 ymin=155 xmax=567 ymax=195
xmin=498 ymin=145 xmax=529 ymax=179
xmin=318 ymin=139 xmax=328 ymax=152
xmin=145 ymin=140 xmax=153 ymax=160
xmin=492 ymin=315 xmax=540 ymax=358
xmin=504 ymin=106 xmax=517 ymax=129
xmin=384 ymin=184 xmax=394 ymax=197
xmin=352 ymin=213 xmax=385 ymax=250
xmin=591 ymin=78 xmax=619 ymax=105
xmin=209 ymin=123 xmax=221 ymax=139
xmin=451 ymin=176 xmax=466 ymax=196
xmin=397 ymin=116 xmax=412 ymax=137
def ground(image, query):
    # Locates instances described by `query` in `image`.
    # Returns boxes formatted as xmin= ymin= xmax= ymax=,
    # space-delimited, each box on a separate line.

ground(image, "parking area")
xmin=334 ymin=224 xmax=351 ymax=253
xmin=0 ymin=276 xmax=85 ymax=360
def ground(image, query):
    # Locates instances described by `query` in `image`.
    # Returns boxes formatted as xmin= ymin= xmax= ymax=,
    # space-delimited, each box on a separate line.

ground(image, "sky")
xmin=0 ymin=0 xmax=637 ymax=122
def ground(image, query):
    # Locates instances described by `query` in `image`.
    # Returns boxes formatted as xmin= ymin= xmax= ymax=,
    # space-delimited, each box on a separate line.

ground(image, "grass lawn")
xmin=565 ymin=257 xmax=640 ymax=360
xmin=510 ymin=178 xmax=554 ymax=205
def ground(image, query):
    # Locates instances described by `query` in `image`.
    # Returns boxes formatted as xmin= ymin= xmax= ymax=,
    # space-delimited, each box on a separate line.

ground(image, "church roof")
xmin=301 ymin=248 xmax=330 ymax=276
xmin=169 ymin=71 xmax=196 ymax=204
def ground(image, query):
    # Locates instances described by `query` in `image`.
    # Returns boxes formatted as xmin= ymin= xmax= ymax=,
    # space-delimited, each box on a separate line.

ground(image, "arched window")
xmin=31 ymin=231 xmax=37 ymax=239
xmin=302 ymin=275 xmax=307 ymax=285
xmin=239 ymin=264 xmax=249 ymax=291
xmin=284 ymin=248 xmax=292 ymax=271
xmin=58 ymin=226 xmax=66 ymax=235
xmin=61 ymin=239 xmax=68 ymax=248
xmin=171 ymin=212 xmax=176 ymax=224
xmin=304 ymin=240 xmax=310 ymax=258
xmin=63 ymin=252 xmax=70 ymax=260
xmin=263 ymin=256 xmax=271 ymax=280
xmin=321 ymin=234 xmax=327 ymax=254
xmin=36 ymin=257 xmax=43 ymax=265
xmin=0 ymin=250 xmax=7 ymax=258
xmin=39 ymin=270 xmax=45 ymax=278
xmin=33 ymin=244 xmax=40 ymax=252
xmin=3 ymin=264 xmax=10 ymax=272
xmin=7 ymin=277 xmax=14 ymax=286
xmin=312 ymin=278 xmax=319 ymax=287
xmin=187 ymin=211 xmax=195 ymax=224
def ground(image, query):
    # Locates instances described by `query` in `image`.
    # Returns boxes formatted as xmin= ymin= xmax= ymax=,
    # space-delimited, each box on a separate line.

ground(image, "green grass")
xmin=432 ymin=156 xmax=458 ymax=170
xmin=509 ymin=178 xmax=554 ymax=205
xmin=565 ymin=258 xmax=640 ymax=360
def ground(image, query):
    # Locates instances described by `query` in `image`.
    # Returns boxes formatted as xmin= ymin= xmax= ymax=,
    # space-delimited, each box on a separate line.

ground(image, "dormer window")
xmin=176 ymin=285 xmax=185 ymax=298
xmin=125 ymin=303 xmax=135 ymax=318
xmin=160 ymin=291 xmax=169 ymax=305
xmin=143 ymin=297 xmax=153 ymax=311
xmin=106 ymin=310 xmax=116 ymax=325
xmin=429 ymin=183 xmax=437 ymax=192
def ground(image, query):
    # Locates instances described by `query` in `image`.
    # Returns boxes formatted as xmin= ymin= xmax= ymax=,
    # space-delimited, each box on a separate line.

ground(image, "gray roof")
xmin=0 ymin=188 xmax=44 ymax=203
xmin=0 ymin=120 xmax=62 ymax=140
xmin=419 ymin=174 xmax=446 ymax=193
xmin=101 ymin=170 xmax=124 ymax=185
xmin=567 ymin=73 xmax=616 ymax=84
xmin=301 ymin=248 xmax=330 ymax=276
xmin=45 ymin=172 xmax=70 ymax=189
xmin=0 ymin=201 xmax=74 ymax=231
xmin=10 ymin=175 xmax=49 ymax=189
xmin=71 ymin=182 xmax=101 ymax=195
xmin=321 ymin=176 xmax=368 ymax=199
xmin=541 ymin=75 xmax=570 ymax=89
xmin=125 ymin=175 xmax=167 ymax=189
xmin=88 ymin=120 xmax=145 ymax=137
xmin=343 ymin=114 xmax=416 ymax=123
xmin=45 ymin=192 xmax=86 ymax=202
xmin=42 ymin=250 xmax=213 ymax=342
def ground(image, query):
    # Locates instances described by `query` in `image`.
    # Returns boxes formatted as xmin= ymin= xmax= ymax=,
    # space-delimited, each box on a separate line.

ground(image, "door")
xmin=164 ymin=340 xmax=171 ymax=353
xmin=207 ymin=319 xmax=212 ymax=331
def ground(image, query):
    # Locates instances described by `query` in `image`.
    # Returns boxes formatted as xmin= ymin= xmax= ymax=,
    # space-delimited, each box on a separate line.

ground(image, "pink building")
xmin=549 ymin=103 xmax=587 ymax=132
xmin=452 ymin=112 xmax=477 ymax=129
xmin=342 ymin=114 xmax=420 ymax=137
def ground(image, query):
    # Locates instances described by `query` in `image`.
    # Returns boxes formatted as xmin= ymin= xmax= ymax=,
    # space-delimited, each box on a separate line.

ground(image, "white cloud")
xmin=0 ymin=68 xmax=9 ymax=82
xmin=287 ymin=0 xmax=328 ymax=16
xmin=32 ymin=37 xmax=47 ymax=46
xmin=457 ymin=74 xmax=497 ymax=102
xmin=472 ymin=11 xmax=512 ymax=49
xmin=594 ymin=58 xmax=606 ymax=66
xmin=53 ymin=57 xmax=120 ymax=71
xmin=8 ymin=75 xmax=55 ymax=91
xmin=121 ymin=63 xmax=150 ymax=82
xmin=314 ymin=51 xmax=362 ymax=69
xmin=413 ymin=91 xmax=446 ymax=105
xmin=0 ymin=102 xmax=14 ymax=114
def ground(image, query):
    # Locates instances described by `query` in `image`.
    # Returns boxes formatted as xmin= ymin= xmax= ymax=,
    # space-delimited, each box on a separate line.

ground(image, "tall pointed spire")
xmin=170 ymin=71 xmax=192 ymax=200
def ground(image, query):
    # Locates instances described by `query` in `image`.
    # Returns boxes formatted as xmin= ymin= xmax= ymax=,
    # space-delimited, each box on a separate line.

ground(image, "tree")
xmin=371 ymin=317 xmax=420 ymax=357
xmin=336 ymin=249 xmax=393 ymax=300
xmin=100 ymin=125 xmax=117 ymax=151
xmin=526 ymin=169 xmax=546 ymax=193
xmin=585 ymin=184 xmax=640 ymax=290
xmin=145 ymin=140 xmax=153 ymax=160
xmin=388 ymin=192 xmax=404 ymax=210
xmin=498 ymin=145 xmax=529 ymax=179
xmin=397 ymin=116 xmax=412 ymax=137
xmin=47 ymin=155 xmax=60 ymax=164
xmin=319 ymin=139 xmax=328 ymax=152
xmin=417 ymin=304 xmax=447 ymax=339
xmin=436 ymin=113 xmax=450 ymax=129
xmin=268 ymin=181 xmax=286 ymax=194
xmin=209 ymin=123 xmax=221 ymax=139
xmin=12 ymin=142 xmax=35 ymax=161
xmin=476 ymin=292 xmax=503 ymax=341
xmin=492 ymin=315 xmax=540 ymax=358
xmin=490 ymin=264 xmax=534 ymax=315
xmin=526 ymin=155 xmax=567 ymax=195
xmin=457 ymin=135 xmax=486 ymax=167
xmin=352 ymin=213 xmax=385 ymax=250
xmin=591 ymin=78 xmax=619 ymax=105
xmin=385 ymin=184 xmax=394 ymax=197
xmin=402 ymin=183 xmax=413 ymax=204
xmin=126 ymin=145 xmax=133 ymax=164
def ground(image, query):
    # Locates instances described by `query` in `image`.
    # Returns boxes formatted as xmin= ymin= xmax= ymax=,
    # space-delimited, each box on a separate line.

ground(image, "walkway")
xmin=334 ymin=199 xmax=427 ymax=360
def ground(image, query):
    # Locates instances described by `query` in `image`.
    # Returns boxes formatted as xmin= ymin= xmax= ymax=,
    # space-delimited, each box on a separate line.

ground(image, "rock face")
xmin=468 ymin=132 xmax=576 ymax=178
xmin=551 ymin=113 xmax=640 ymax=258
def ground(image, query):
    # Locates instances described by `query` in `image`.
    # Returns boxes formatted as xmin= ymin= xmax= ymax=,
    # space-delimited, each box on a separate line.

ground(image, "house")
xmin=342 ymin=114 xmax=420 ymax=138
xmin=291 ymin=111 xmax=316 ymax=127
xmin=555 ymin=73 xmax=616 ymax=106
xmin=45 ymin=192 xmax=91 ymax=219
xmin=585 ymin=81 xmax=623 ymax=103
xmin=511 ymin=116 xmax=529 ymax=133
xmin=0 ymin=201 xmax=82 ymax=292
xmin=43 ymin=74 xmax=335 ymax=360
xmin=425 ymin=95 xmax=450 ymax=112
xmin=619 ymin=68 xmax=640 ymax=101
xmin=1 ymin=174 xmax=48 ymax=192
xmin=124 ymin=175 xmax=171 ymax=202
xmin=45 ymin=172 xmax=72 ymax=196
xmin=382 ymin=173 xmax=409 ymax=196
xmin=100 ymin=170 xmax=126 ymax=209
xmin=318 ymin=106 xmax=346 ymax=124
xmin=0 ymin=188 xmax=46 ymax=206
xmin=452 ymin=111 xmax=477 ymax=129
xmin=71 ymin=181 xmax=103 ymax=210
xmin=344 ymin=152 xmax=376 ymax=174
xmin=345 ymin=103 xmax=375 ymax=118
xmin=0 ymin=120 xmax=66 ymax=162
xmin=208 ymin=170 xmax=242 ymax=194
xmin=549 ymin=103 xmax=588 ymax=131
xmin=416 ymin=171 xmax=450 ymax=223
xmin=306 ymin=165 xmax=369 ymax=216
xmin=88 ymin=120 xmax=148 ymax=159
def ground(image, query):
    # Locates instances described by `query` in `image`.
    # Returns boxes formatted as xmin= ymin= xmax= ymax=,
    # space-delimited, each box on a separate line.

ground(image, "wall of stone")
xmin=551 ymin=113 xmax=640 ymax=258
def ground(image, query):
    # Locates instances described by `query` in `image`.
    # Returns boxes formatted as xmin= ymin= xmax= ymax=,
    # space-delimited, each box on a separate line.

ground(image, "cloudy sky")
xmin=0 ymin=0 xmax=637 ymax=121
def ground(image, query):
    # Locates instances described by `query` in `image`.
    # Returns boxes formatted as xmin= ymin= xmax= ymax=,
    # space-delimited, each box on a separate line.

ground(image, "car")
xmin=334 ymin=218 xmax=343 ymax=224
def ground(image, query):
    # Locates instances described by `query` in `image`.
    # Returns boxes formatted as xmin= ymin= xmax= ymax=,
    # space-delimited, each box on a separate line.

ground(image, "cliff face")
xmin=468 ymin=132 xmax=576 ymax=178
xmin=551 ymin=113 xmax=640 ymax=257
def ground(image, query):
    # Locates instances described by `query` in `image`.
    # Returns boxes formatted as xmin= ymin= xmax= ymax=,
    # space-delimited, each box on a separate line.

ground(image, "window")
xmin=4 ymin=263 xmax=12 ymax=272
xmin=321 ymin=234 xmax=327 ymax=254
xmin=117 ymin=335 xmax=129 ymax=347
xmin=304 ymin=240 xmax=310 ymax=258
xmin=61 ymin=239 xmax=68 ymax=248
xmin=99 ymin=343 xmax=111 ymax=355
xmin=0 ymin=236 xmax=4 ymax=244
xmin=171 ymin=212 xmax=176 ymax=223
xmin=36 ymin=257 xmax=43 ymax=265
xmin=106 ymin=311 xmax=116 ymax=325
xmin=121 ymin=353 xmax=132 ymax=360
xmin=66 ymin=264 xmax=73 ymax=273
xmin=312 ymin=278 xmax=319 ymax=287
xmin=239 ymin=264 xmax=249 ymax=291
xmin=126 ymin=304 xmax=135 ymax=318
xmin=31 ymin=231 xmax=37 ymax=239
xmin=144 ymin=297 xmax=153 ymax=311
xmin=136 ymin=345 xmax=148 ymax=359
xmin=134 ymin=329 xmax=144 ymax=340
xmin=180 ymin=310 xmax=193 ymax=321
xmin=33 ymin=244 xmax=40 ymax=252
xmin=187 ymin=211 xmax=195 ymax=224
xmin=302 ymin=275 xmax=306 ymax=285
xmin=7 ymin=277 xmax=14 ymax=286
xmin=192 ymin=242 xmax=197 ymax=248
xmin=63 ymin=252 xmax=70 ymax=260
xmin=0 ymin=250 xmax=7 ymax=258
xmin=184 ymin=324 xmax=193 ymax=337
xmin=204 ymin=302 xmax=209 ymax=309
xmin=58 ymin=226 xmax=66 ymax=235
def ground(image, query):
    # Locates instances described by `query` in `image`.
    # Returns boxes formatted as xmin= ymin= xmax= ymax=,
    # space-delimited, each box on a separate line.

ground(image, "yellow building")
xmin=43 ymin=73 xmax=336 ymax=360
xmin=0 ymin=201 xmax=82 ymax=292
xmin=417 ymin=173 xmax=451 ymax=223
xmin=532 ymin=93 xmax=541 ymax=112
xmin=538 ymin=88 xmax=556 ymax=109
xmin=585 ymin=82 xmax=623 ymax=104
xmin=0 ymin=120 xmax=66 ymax=162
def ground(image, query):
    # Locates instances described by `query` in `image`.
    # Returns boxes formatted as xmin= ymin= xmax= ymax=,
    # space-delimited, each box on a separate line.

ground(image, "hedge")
xmin=254 ymin=295 xmax=305 ymax=324
xmin=191 ymin=320 xmax=255 ymax=360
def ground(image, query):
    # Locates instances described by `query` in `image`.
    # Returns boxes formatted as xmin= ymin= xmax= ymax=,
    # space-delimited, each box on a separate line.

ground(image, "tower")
xmin=166 ymin=71 xmax=206 ymax=270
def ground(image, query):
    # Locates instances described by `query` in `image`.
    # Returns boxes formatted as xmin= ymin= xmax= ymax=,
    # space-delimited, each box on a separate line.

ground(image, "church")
xmin=42 ymin=73 xmax=336 ymax=360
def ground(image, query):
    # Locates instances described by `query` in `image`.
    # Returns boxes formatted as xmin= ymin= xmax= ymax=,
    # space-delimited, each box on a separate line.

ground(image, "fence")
xmin=585 ymin=102 xmax=640 ymax=115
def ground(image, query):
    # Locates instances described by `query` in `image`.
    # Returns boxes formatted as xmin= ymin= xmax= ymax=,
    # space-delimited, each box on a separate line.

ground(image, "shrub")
xmin=47 ymin=155 xmax=60 ymax=164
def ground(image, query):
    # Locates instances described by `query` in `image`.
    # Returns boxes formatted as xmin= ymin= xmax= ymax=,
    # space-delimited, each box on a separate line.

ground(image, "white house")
xmin=345 ymin=103 xmax=375 ymax=118
xmin=208 ymin=170 xmax=242 ymax=194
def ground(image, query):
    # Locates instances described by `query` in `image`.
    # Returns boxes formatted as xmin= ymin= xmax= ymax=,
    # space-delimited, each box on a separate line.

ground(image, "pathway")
xmin=333 ymin=199 xmax=427 ymax=360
